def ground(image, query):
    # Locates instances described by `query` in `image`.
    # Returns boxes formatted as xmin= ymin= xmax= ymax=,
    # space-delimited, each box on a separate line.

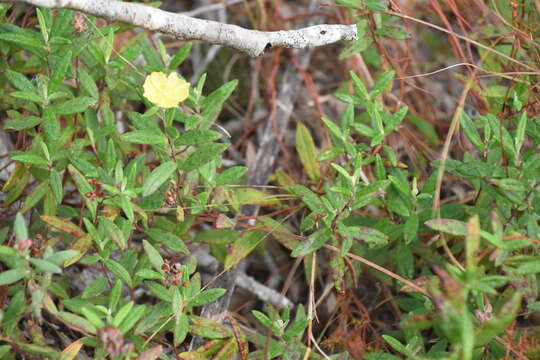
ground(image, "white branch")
xmin=1 ymin=0 xmax=358 ymax=56
xmin=236 ymin=272 xmax=294 ymax=310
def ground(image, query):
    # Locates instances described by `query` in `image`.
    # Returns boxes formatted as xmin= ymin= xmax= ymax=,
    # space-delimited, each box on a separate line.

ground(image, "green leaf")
xmin=215 ymin=166 xmax=248 ymax=186
xmin=29 ymin=258 xmax=62 ymax=274
xmin=78 ymin=68 xmax=99 ymax=99
xmin=321 ymin=117 xmax=343 ymax=139
xmin=50 ymin=170 xmax=63 ymax=204
xmin=4 ymin=69 xmax=36 ymax=93
xmin=50 ymin=97 xmax=96 ymax=115
xmin=295 ymin=122 xmax=320 ymax=182
xmin=351 ymin=180 xmax=389 ymax=210
xmin=81 ymin=278 xmax=108 ymax=298
xmin=102 ymin=217 xmax=126 ymax=249
xmin=0 ymin=32 xmax=43 ymax=49
xmin=10 ymin=152 xmax=47 ymax=166
xmin=104 ymin=259 xmax=133 ymax=288
xmin=42 ymin=108 xmax=60 ymax=147
xmin=21 ymin=180 xmax=50 ymax=213
xmin=353 ymin=226 xmax=389 ymax=248
xmin=335 ymin=0 xmax=361 ymax=8
xmin=12 ymin=90 xmax=43 ymax=103
xmin=375 ymin=25 xmax=409 ymax=40
xmin=201 ymin=80 xmax=238 ymax=125
xmin=45 ymin=250 xmax=79 ymax=266
xmin=142 ymin=239 xmax=164 ymax=274
xmin=514 ymin=112 xmax=527 ymax=156
xmin=382 ymin=335 xmax=409 ymax=355
xmin=370 ymin=71 xmax=395 ymax=98
xmin=386 ymin=106 xmax=408 ymax=132
xmin=140 ymin=37 xmax=163 ymax=69
xmin=291 ymin=228 xmax=331 ymax=257
xmin=112 ymin=301 xmax=134 ymax=328
xmin=288 ymin=184 xmax=323 ymax=212
xmin=388 ymin=175 xmax=410 ymax=199
xmin=135 ymin=269 xmax=163 ymax=280
xmin=0 ymin=268 xmax=28 ymax=285
xmin=145 ymin=228 xmax=189 ymax=254
xmin=180 ymin=143 xmax=229 ymax=172
xmin=57 ymin=311 xmax=97 ymax=334
xmin=189 ymin=288 xmax=226 ymax=307
xmin=68 ymin=165 xmax=97 ymax=219
xmin=0 ymin=345 xmax=12 ymax=358
xmin=364 ymin=0 xmax=387 ymax=11
xmin=174 ymin=313 xmax=189 ymax=346
xmin=14 ymin=213 xmax=28 ymax=240
xmin=403 ymin=213 xmax=419 ymax=243
xmin=340 ymin=36 xmax=372 ymax=59
xmin=143 ymin=161 xmax=177 ymax=196
xmin=194 ymin=229 xmax=239 ymax=245
xmin=232 ymin=188 xmax=280 ymax=206
xmin=460 ymin=110 xmax=483 ymax=152
xmin=4 ymin=116 xmax=42 ymax=130
xmin=109 ymin=279 xmax=122 ymax=312
xmin=224 ymin=230 xmax=266 ymax=271
xmin=331 ymin=163 xmax=352 ymax=183
xmin=145 ymin=281 xmax=171 ymax=302
xmin=173 ymin=287 xmax=183 ymax=315
xmin=425 ymin=218 xmax=468 ymax=236
xmin=122 ymin=130 xmax=166 ymax=145
xmin=169 ymin=42 xmax=193 ymax=70
xmin=51 ymin=50 xmax=72 ymax=87
xmin=515 ymin=261 xmax=540 ymax=274
xmin=252 ymin=310 xmax=272 ymax=329
xmin=17 ymin=344 xmax=60 ymax=358
xmin=175 ymin=129 xmax=222 ymax=146
xmin=363 ymin=354 xmax=402 ymax=360
xmin=350 ymin=71 xmax=368 ymax=98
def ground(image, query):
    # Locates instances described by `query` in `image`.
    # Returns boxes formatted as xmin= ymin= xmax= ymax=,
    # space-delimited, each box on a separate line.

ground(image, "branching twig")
xmin=1 ymin=0 xmax=357 ymax=56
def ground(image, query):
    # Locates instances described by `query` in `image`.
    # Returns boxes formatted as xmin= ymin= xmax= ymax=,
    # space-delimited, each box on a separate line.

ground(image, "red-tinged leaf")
xmin=56 ymin=312 xmax=96 ymax=334
xmin=224 ymin=230 xmax=266 ymax=271
xmin=177 ymin=352 xmax=207 ymax=360
xmin=216 ymin=214 xmax=236 ymax=229
xmin=136 ymin=346 xmax=163 ymax=360
xmin=41 ymin=216 xmax=86 ymax=238
xmin=257 ymin=216 xmax=299 ymax=250
xmin=61 ymin=338 xmax=85 ymax=360
xmin=228 ymin=316 xmax=248 ymax=360
xmin=189 ymin=315 xmax=230 ymax=339
xmin=64 ymin=235 xmax=91 ymax=267
xmin=213 ymin=337 xmax=238 ymax=359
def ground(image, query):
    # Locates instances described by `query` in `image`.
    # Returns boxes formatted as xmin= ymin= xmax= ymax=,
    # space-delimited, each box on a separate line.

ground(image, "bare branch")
xmin=0 ymin=0 xmax=357 ymax=56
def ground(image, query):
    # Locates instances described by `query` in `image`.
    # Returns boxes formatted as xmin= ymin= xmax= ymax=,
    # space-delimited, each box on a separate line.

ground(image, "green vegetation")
xmin=0 ymin=1 xmax=539 ymax=359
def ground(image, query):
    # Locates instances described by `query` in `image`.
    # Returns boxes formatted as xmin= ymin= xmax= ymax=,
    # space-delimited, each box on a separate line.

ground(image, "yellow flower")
xmin=143 ymin=72 xmax=190 ymax=108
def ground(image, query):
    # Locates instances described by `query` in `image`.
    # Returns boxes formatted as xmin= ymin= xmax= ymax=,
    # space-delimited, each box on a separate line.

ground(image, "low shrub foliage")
xmin=0 ymin=1 xmax=539 ymax=359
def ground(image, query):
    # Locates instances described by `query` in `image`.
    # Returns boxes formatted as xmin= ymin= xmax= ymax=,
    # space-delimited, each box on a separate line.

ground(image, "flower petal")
xmin=143 ymin=72 xmax=191 ymax=108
